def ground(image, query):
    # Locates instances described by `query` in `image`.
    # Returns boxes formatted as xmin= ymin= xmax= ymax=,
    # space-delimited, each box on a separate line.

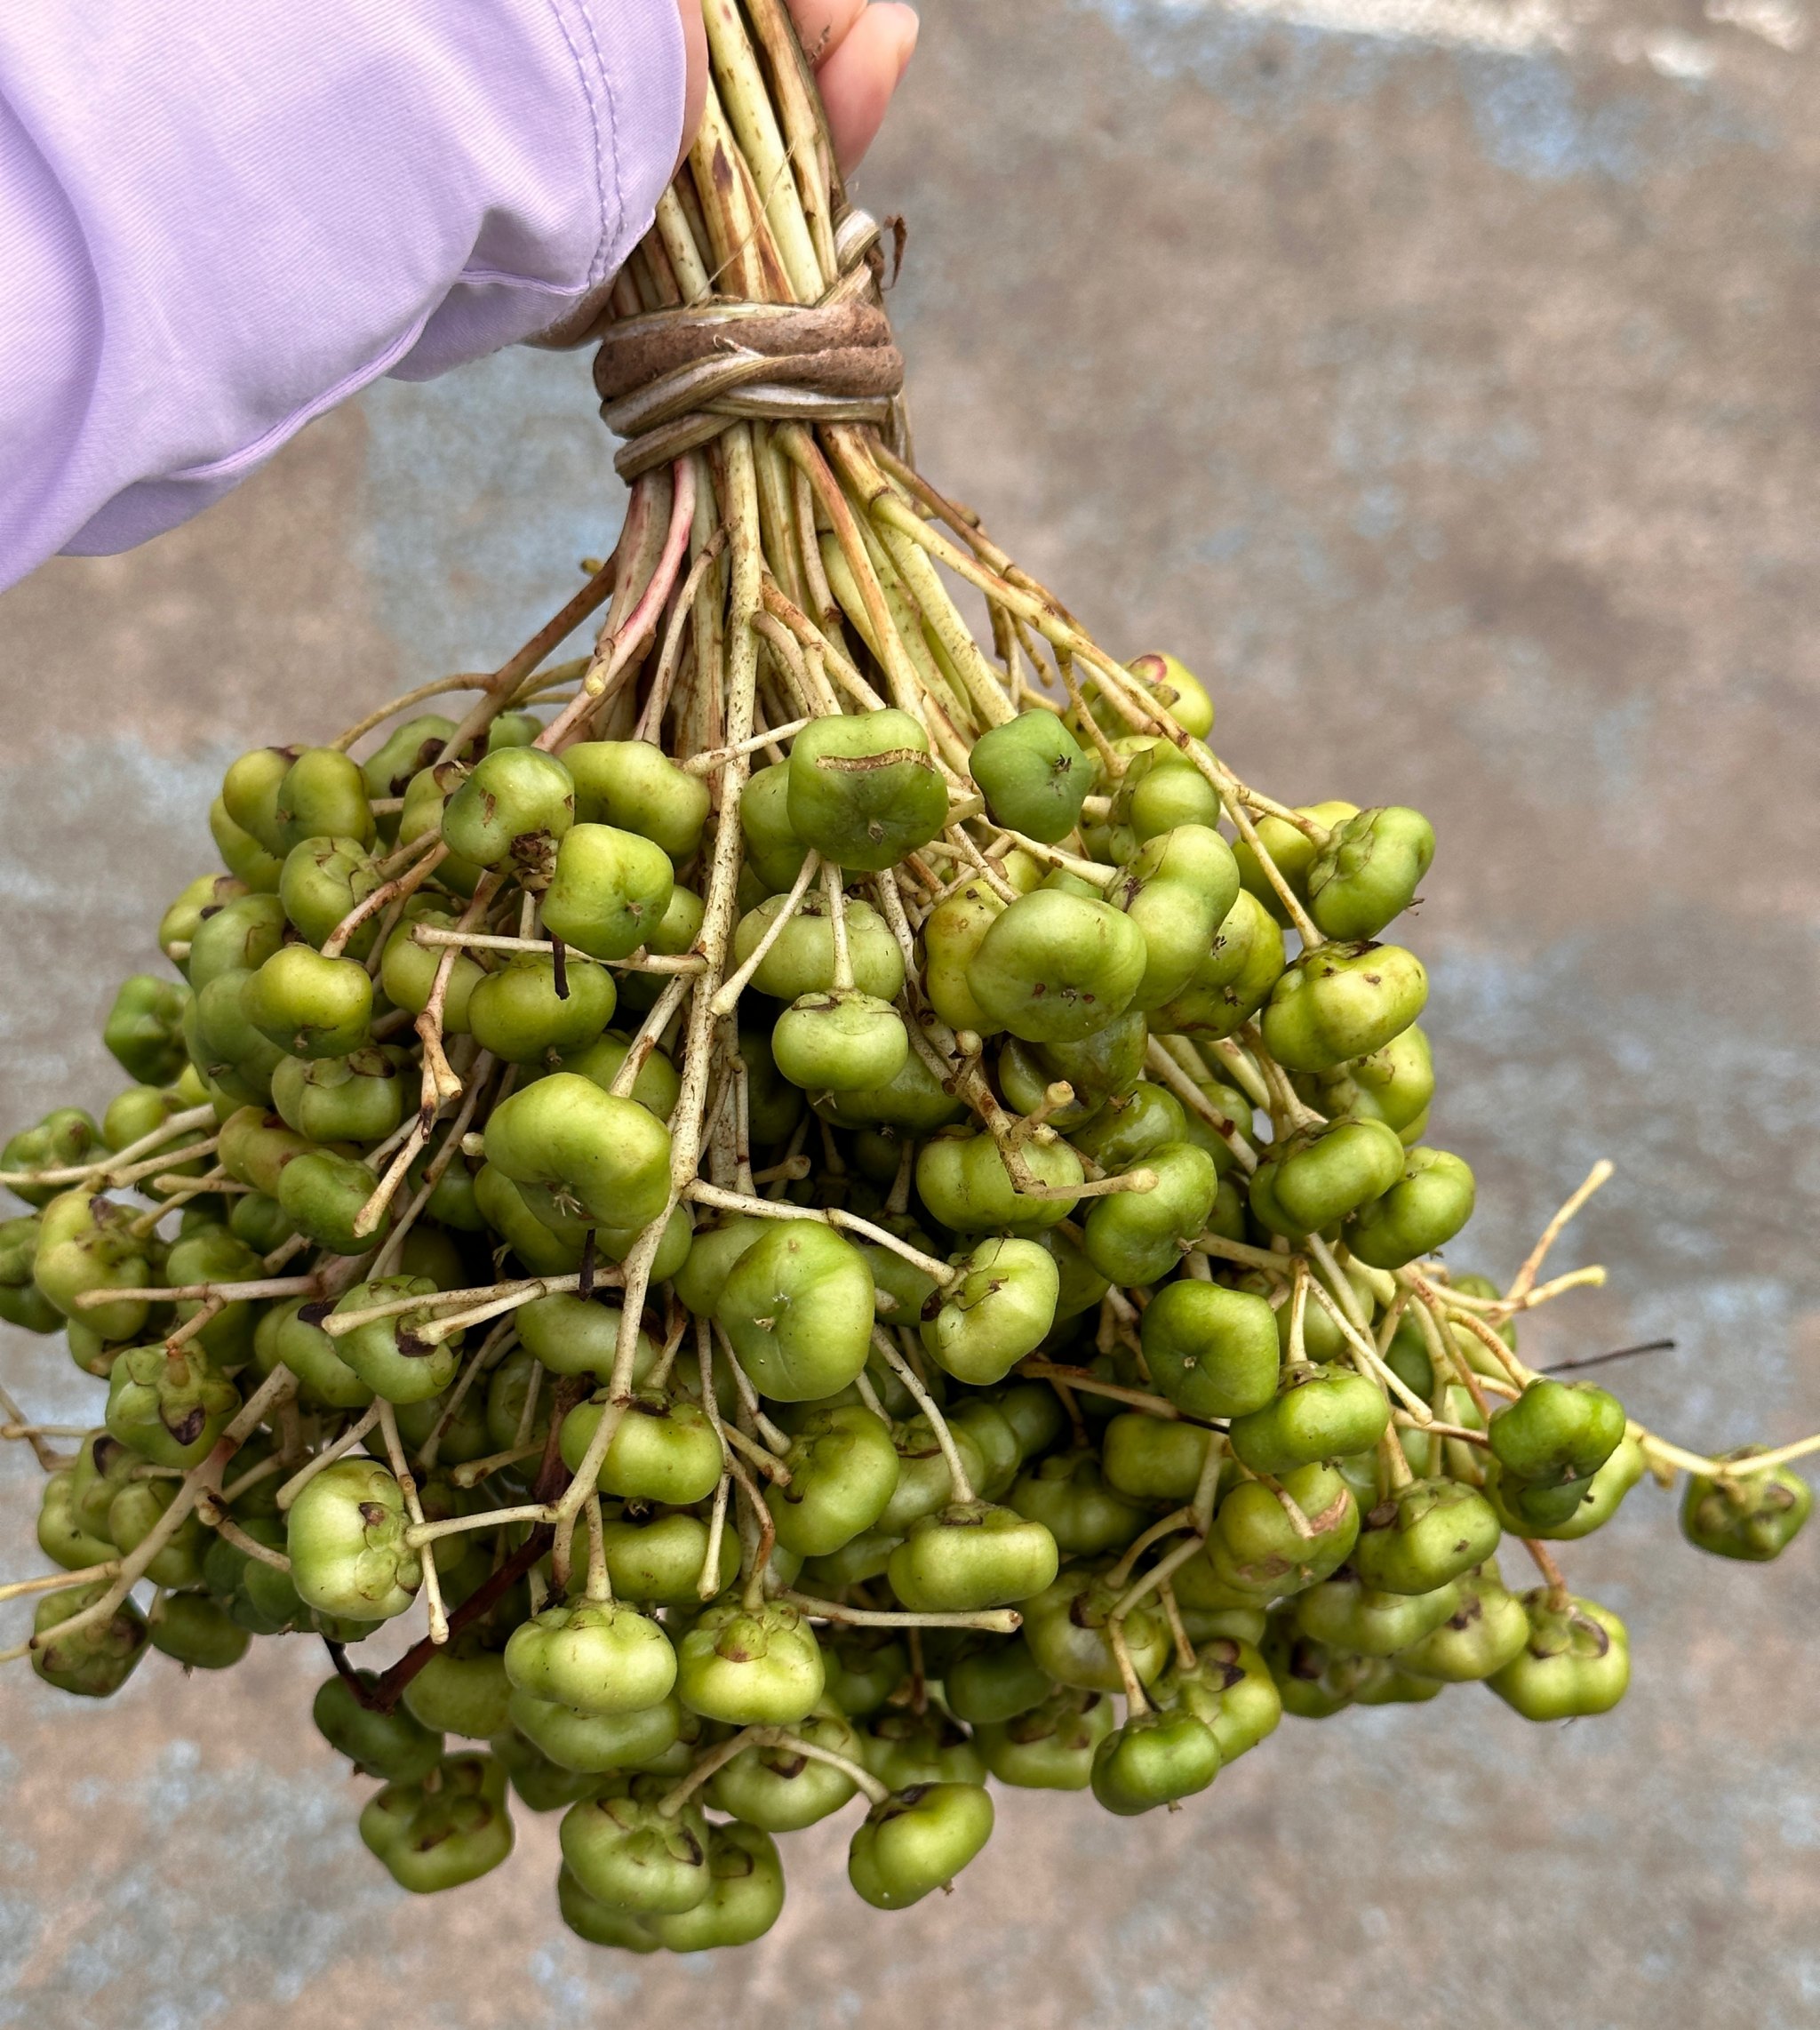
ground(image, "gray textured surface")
xmin=3 ymin=0 xmax=1818 ymax=2022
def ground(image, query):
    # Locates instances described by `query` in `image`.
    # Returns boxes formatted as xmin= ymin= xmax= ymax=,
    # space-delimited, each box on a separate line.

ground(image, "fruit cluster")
xmin=2 ymin=0 xmax=1810 ymax=1957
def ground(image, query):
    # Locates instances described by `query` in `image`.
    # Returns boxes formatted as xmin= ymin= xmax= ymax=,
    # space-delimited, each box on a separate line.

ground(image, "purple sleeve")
xmin=0 ymin=0 xmax=685 ymax=588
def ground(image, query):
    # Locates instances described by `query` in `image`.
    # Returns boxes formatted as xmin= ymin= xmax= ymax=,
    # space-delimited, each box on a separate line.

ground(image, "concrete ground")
xmin=2 ymin=0 xmax=1817 ymax=2023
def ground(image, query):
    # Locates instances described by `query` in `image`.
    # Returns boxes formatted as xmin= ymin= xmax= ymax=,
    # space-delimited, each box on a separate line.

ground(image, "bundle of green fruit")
xmin=1 ymin=0 xmax=1812 ymax=1954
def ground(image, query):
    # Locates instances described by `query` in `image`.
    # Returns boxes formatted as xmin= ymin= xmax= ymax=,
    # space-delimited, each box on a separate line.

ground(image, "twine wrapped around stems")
xmin=598 ymin=209 xmax=906 ymax=480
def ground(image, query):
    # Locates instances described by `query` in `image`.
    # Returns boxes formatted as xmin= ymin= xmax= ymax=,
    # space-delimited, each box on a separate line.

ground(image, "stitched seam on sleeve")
xmin=163 ymin=307 xmax=434 ymax=484
xmin=538 ymin=0 xmax=618 ymax=290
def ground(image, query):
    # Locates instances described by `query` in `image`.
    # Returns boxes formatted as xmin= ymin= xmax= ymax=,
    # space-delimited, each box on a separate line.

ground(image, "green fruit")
xmin=517 ymin=1292 xmax=652 ymax=1379
xmin=360 ymin=1754 xmax=514 ymax=1893
xmin=1154 ymin=1637 xmax=1282 ymax=1763
xmin=105 ymin=1476 xmax=207 ymax=1588
xmin=440 ymin=747 xmax=573 ymax=870
xmin=3 ymin=1109 xmax=100 ymax=1211
xmin=36 ymin=1469 xmax=116 ymax=1571
xmin=818 ymin=1628 xmax=907 ymax=1719
xmin=675 ymin=1601 xmax=826 ymax=1726
xmin=1082 ymin=1139 xmax=1219 ymax=1286
xmin=555 ymin=1031 xmax=681 ymax=1122
xmin=707 ymin=1708 xmax=865 ymax=1829
xmin=922 ymin=1237 xmax=1059 ymax=1387
xmin=1307 ymin=805 xmax=1436 ymax=941
xmin=1070 ymin=1082 xmax=1189 ymax=1173
xmin=1106 ymin=739 xmax=1224 ymax=847
xmin=915 ymin=1128 xmax=1082 ymax=1235
xmin=1090 ymin=1708 xmax=1220 ymax=1816
xmin=557 ymin=1866 xmax=662 ymax=1950
xmin=1271 ymin=1117 xmax=1407 ymax=1232
xmin=875 ymin=1415 xmax=986 ymax=1537
xmin=403 ymin=1642 xmax=515 ymax=1739
xmin=1293 ymin=1569 xmax=1463 ymax=1658
xmin=217 ymin=1106 xmax=312 ymax=1196
xmin=1009 ymin=1451 xmax=1149 ymax=1559
xmin=1489 ymin=1592 xmax=1630 ymax=1721
xmin=714 ymin=1222 xmax=874 ymax=1403
xmin=672 ymin=1216 xmax=768 ymax=1318
xmin=467 ymin=954 xmax=616 ymax=1065
xmin=1351 ymin=1476 xmax=1502 ymax=1595
xmin=738 ymin=760 xmax=810 ymax=891
xmin=188 ymin=891 xmax=288 ymax=992
xmin=650 ymin=1821 xmax=786 ymax=1952
xmin=1101 ymin=1414 xmax=1215 ymax=1503
xmin=0 ymin=1214 xmax=60 ymax=1333
xmin=278 ymin=835 xmax=384 ymax=954
xmin=221 ymin=747 xmax=297 ymax=854
xmin=360 ymin=715 xmax=457 ymax=799
xmin=257 ymin=1296 xmax=369 ymax=1410
xmin=1030 ymin=1223 xmax=1112 ymax=1322
xmin=969 ymin=711 xmax=1090 ymax=843
xmin=148 ymin=1592 xmax=251 ymax=1671
xmin=887 ymin=1501 xmax=1060 ymax=1611
xmin=817 ymin=1043 xmax=965 ymax=1136
xmin=275 ymin=747 xmax=377 ymax=856
xmin=1227 ymin=1363 xmax=1392 ymax=1478
xmin=563 ymin=739 xmax=710 ymax=861
xmin=766 ymin=1404 xmax=900 ymax=1557
xmin=602 ymin=1513 xmax=739 ymax=1605
xmin=313 ymin=1671 xmax=444 ymax=1781
xmin=34 ymin=1190 xmax=152 ymax=1341
xmin=1396 ymin=1569 xmax=1531 ymax=1682
xmin=509 ymin=1689 xmax=682 ymax=1774
xmin=1680 ymin=1453 xmax=1813 ymax=1562
xmin=1233 ymin=801 xmax=1358 ymax=925
xmin=1261 ymin=939 xmax=1428 ymax=1075
xmin=103 ymin=975 xmax=191 ymax=1086
xmin=210 ymin=794 xmax=284 ymax=890
xmin=278 ymin=1149 xmax=390 ymax=1257
xmin=1346 ymin=1147 xmax=1477 ymax=1270
xmin=105 ymin=1343 xmax=240 ymax=1469
xmin=732 ymin=890 xmax=905 ymax=1003
xmin=1139 ymin=1279 xmax=1281 ymax=1421
xmin=503 ymin=1597 xmax=678 ymax=1715
xmin=1022 ymin=1565 xmax=1169 ymax=1692
xmin=1206 ymin=1462 xmax=1360 ymax=1598
xmin=1123 ymin=652 xmax=1216 ymax=735
xmin=286 ymin=1458 xmax=421 ymax=1621
xmin=945 ymin=1636 xmax=1055 ymax=1728
xmin=332 ymin=1275 xmax=462 ymax=1404
xmin=922 ymin=880 xmax=1008 ymax=1035
xmin=1152 ymin=889 xmax=1285 ymax=1040
xmin=1109 ymin=825 xmax=1241 ymax=1012
xmin=490 ymin=1730 xmax=598 ymax=1814
xmin=973 ymin=1681 xmax=1112 ymax=1794
xmin=271 ymin=1045 xmax=408 ymax=1145
xmin=162 ymin=1224 xmax=265 ymax=1369
xmin=541 ymin=824 xmax=675 ymax=962
xmin=1489 ymin=1379 xmax=1627 ymax=1489
xmin=771 ymin=990 xmax=909 ymax=1093
xmin=787 ymin=708 xmax=947 ymax=872
xmin=859 ymin=1707 xmax=987 ymax=1791
xmin=560 ymin=1392 xmax=724 ymax=1507
xmin=848 ymin=1782 xmax=994 ymax=1909
xmin=31 ymin=1581 xmax=148 ymax=1698
xmin=968 ymin=889 xmax=1147 ymax=1044
xmin=560 ymin=1777 xmax=709 ymax=1915
xmin=483 ymin=1074 xmax=672 ymax=1231
xmin=380 ymin=907 xmax=483 ymax=1031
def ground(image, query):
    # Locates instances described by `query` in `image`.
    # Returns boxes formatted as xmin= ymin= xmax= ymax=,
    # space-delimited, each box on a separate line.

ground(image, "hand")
xmin=675 ymin=0 xmax=918 ymax=175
